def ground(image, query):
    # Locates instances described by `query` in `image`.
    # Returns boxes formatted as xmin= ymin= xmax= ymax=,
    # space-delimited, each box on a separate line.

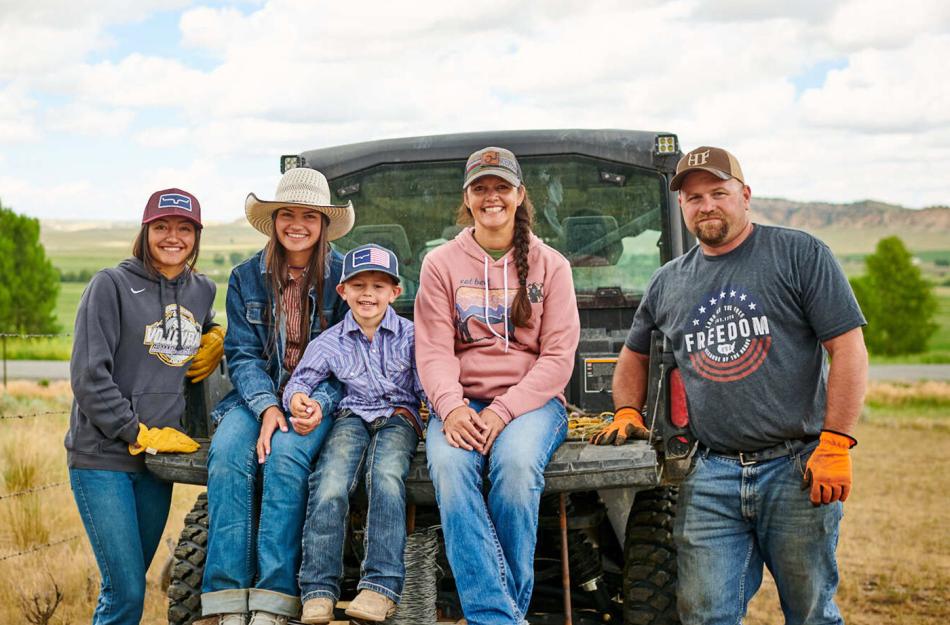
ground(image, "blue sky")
xmin=1 ymin=0 xmax=949 ymax=223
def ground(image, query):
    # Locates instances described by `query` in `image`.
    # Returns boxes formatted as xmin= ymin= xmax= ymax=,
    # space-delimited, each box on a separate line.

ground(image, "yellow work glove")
xmin=186 ymin=326 xmax=225 ymax=383
xmin=129 ymin=423 xmax=201 ymax=456
xmin=590 ymin=406 xmax=651 ymax=445
xmin=802 ymin=430 xmax=857 ymax=506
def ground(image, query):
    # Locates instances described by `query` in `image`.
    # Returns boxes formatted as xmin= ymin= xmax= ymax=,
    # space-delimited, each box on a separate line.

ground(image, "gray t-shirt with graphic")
xmin=626 ymin=224 xmax=866 ymax=452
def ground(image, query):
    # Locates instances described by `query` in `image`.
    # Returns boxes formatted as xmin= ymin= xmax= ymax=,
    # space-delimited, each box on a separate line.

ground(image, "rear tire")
xmin=168 ymin=491 xmax=208 ymax=625
xmin=622 ymin=486 xmax=680 ymax=625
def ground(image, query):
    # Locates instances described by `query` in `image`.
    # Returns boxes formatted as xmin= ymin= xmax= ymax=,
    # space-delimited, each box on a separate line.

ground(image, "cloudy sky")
xmin=1 ymin=0 xmax=948 ymax=222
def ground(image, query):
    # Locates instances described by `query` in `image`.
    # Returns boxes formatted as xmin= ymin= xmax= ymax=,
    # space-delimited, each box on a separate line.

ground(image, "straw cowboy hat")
xmin=245 ymin=168 xmax=355 ymax=240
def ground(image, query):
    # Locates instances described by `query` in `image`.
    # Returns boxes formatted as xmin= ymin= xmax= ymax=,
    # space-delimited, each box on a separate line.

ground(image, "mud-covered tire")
xmin=168 ymin=491 xmax=208 ymax=625
xmin=622 ymin=486 xmax=680 ymax=625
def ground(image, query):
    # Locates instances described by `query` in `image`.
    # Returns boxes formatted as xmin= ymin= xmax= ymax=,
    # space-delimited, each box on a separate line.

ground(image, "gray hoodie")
xmin=65 ymin=258 xmax=216 ymax=471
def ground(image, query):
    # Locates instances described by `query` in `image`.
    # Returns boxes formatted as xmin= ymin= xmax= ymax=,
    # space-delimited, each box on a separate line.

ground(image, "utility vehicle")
xmin=148 ymin=129 xmax=695 ymax=625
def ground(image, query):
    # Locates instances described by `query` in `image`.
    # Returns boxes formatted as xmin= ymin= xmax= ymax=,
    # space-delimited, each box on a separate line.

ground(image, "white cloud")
xmin=0 ymin=0 xmax=191 ymax=80
xmin=134 ymin=126 xmax=191 ymax=148
xmin=0 ymin=85 xmax=38 ymax=142
xmin=825 ymin=0 xmax=950 ymax=50
xmin=1 ymin=0 xmax=949 ymax=220
xmin=45 ymin=103 xmax=135 ymax=136
xmin=799 ymin=33 xmax=950 ymax=133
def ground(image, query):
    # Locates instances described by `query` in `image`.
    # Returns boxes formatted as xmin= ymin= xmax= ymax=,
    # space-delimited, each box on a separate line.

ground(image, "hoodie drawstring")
xmin=482 ymin=256 xmax=510 ymax=353
xmin=159 ymin=279 xmax=167 ymax=339
xmin=174 ymin=280 xmax=183 ymax=350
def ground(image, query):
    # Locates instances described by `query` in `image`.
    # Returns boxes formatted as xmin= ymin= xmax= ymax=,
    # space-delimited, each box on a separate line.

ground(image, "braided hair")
xmin=455 ymin=190 xmax=536 ymax=329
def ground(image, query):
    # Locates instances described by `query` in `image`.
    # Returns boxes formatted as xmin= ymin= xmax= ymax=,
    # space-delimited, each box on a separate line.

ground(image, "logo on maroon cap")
xmin=158 ymin=193 xmax=193 ymax=212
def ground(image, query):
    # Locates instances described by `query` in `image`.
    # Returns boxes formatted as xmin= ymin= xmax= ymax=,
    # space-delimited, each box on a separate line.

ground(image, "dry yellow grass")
xmin=746 ymin=419 xmax=950 ymax=624
xmin=1 ymin=381 xmax=948 ymax=624
xmin=0 ymin=382 xmax=202 ymax=625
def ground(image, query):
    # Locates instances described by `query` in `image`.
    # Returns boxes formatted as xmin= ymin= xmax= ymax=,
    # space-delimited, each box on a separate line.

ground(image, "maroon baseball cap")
xmin=142 ymin=188 xmax=202 ymax=227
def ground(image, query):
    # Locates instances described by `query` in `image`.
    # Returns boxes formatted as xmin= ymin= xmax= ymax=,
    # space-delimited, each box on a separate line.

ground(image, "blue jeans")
xmin=426 ymin=398 xmax=567 ymax=625
xmin=300 ymin=410 xmax=419 ymax=603
xmin=69 ymin=468 xmax=172 ymax=625
xmin=673 ymin=446 xmax=844 ymax=625
xmin=202 ymin=402 xmax=334 ymax=617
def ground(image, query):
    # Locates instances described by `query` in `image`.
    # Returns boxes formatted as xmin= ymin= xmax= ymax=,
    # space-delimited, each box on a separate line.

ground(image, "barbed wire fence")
xmin=0 ymin=330 xmax=79 ymax=564
xmin=0 ymin=331 xmax=71 ymax=387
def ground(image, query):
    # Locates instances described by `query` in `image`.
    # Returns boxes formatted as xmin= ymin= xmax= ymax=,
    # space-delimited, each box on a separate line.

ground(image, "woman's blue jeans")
xmin=299 ymin=410 xmax=419 ymax=604
xmin=69 ymin=467 xmax=172 ymax=625
xmin=426 ymin=398 xmax=567 ymax=625
xmin=201 ymin=402 xmax=333 ymax=617
xmin=673 ymin=446 xmax=844 ymax=625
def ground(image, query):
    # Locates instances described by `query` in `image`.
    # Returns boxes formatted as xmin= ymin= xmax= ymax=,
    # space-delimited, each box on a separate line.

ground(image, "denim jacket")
xmin=211 ymin=248 xmax=347 ymax=424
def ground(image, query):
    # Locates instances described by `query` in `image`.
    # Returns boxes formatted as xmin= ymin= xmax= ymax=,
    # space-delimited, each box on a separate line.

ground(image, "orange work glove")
xmin=186 ymin=326 xmax=225 ymax=383
xmin=590 ymin=406 xmax=651 ymax=446
xmin=802 ymin=430 xmax=857 ymax=506
xmin=129 ymin=423 xmax=201 ymax=456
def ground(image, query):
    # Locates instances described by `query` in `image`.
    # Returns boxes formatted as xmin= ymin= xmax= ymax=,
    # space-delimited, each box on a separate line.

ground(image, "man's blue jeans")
xmin=426 ymin=398 xmax=567 ymax=625
xmin=201 ymin=402 xmax=334 ymax=617
xmin=673 ymin=446 xmax=845 ymax=625
xmin=299 ymin=410 xmax=419 ymax=603
xmin=69 ymin=467 xmax=172 ymax=625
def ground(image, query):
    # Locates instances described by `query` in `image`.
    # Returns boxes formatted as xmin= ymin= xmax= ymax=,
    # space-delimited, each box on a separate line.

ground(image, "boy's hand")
xmin=256 ymin=406 xmax=288 ymax=464
xmin=478 ymin=408 xmax=506 ymax=455
xmin=290 ymin=399 xmax=324 ymax=436
xmin=290 ymin=392 xmax=316 ymax=419
xmin=442 ymin=405 xmax=487 ymax=452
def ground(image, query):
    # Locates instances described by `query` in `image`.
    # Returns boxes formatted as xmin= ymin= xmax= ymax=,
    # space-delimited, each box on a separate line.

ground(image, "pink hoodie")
xmin=414 ymin=228 xmax=580 ymax=423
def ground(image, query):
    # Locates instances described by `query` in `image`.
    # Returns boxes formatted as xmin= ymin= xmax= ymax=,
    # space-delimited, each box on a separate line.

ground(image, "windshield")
xmin=329 ymin=155 xmax=666 ymax=312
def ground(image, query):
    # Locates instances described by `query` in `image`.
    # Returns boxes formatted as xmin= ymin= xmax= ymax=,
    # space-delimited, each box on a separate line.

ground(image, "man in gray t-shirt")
xmin=592 ymin=146 xmax=868 ymax=625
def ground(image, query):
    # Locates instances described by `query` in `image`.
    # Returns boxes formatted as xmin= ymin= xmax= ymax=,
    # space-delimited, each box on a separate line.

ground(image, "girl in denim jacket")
xmin=201 ymin=168 xmax=355 ymax=625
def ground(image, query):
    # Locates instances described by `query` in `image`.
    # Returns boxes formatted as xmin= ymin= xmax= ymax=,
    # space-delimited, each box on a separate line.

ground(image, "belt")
xmin=700 ymin=435 xmax=819 ymax=466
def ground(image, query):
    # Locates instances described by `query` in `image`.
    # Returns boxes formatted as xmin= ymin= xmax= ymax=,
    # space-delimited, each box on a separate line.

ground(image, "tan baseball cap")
xmin=463 ymin=146 xmax=523 ymax=189
xmin=669 ymin=146 xmax=745 ymax=191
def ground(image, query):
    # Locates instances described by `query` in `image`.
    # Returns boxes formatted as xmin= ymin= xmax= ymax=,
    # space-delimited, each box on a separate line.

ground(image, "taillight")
xmin=670 ymin=368 xmax=689 ymax=428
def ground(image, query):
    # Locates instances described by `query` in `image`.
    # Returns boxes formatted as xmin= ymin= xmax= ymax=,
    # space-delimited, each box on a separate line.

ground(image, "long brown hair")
xmin=456 ymin=189 xmax=535 ymax=329
xmin=132 ymin=222 xmax=201 ymax=277
xmin=265 ymin=212 xmax=331 ymax=351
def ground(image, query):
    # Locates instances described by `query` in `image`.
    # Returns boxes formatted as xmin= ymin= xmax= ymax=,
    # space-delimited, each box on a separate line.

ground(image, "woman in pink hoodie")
xmin=414 ymin=146 xmax=580 ymax=625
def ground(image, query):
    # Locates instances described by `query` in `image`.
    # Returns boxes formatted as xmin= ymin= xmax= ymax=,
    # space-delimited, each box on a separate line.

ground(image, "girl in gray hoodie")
xmin=65 ymin=188 xmax=219 ymax=625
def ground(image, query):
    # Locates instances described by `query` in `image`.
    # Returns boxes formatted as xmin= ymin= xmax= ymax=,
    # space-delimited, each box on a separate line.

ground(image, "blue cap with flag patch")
xmin=341 ymin=244 xmax=400 ymax=284
xmin=142 ymin=188 xmax=202 ymax=227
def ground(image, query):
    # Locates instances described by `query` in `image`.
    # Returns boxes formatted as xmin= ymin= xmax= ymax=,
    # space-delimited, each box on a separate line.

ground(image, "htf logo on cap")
xmin=687 ymin=150 xmax=711 ymax=167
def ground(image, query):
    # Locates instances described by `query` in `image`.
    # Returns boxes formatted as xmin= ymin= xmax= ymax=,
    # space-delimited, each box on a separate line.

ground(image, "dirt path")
xmin=747 ymin=422 xmax=950 ymax=624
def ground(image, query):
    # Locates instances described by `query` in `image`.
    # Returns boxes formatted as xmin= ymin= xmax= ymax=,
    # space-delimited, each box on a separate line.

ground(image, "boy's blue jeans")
xmin=426 ymin=398 xmax=567 ymax=625
xmin=300 ymin=410 xmax=419 ymax=603
xmin=202 ymin=402 xmax=334 ymax=617
xmin=69 ymin=467 xmax=172 ymax=625
xmin=673 ymin=446 xmax=845 ymax=625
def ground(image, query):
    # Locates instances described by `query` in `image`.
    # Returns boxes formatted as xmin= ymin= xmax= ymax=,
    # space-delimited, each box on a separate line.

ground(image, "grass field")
xmin=0 ymin=381 xmax=947 ymax=624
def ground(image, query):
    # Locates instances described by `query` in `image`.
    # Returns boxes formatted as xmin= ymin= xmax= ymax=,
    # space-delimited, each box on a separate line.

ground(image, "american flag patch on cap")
xmin=353 ymin=247 xmax=391 ymax=269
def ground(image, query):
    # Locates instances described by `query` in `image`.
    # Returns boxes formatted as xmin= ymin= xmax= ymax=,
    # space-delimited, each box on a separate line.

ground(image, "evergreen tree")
xmin=849 ymin=236 xmax=937 ymax=355
xmin=0 ymin=200 xmax=60 ymax=335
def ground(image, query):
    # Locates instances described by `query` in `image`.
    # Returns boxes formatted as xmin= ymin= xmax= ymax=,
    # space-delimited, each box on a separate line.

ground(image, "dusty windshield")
xmin=330 ymin=155 xmax=665 ymax=311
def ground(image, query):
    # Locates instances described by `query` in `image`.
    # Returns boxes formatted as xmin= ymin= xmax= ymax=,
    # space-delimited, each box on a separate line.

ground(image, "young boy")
xmin=282 ymin=243 xmax=424 ymax=624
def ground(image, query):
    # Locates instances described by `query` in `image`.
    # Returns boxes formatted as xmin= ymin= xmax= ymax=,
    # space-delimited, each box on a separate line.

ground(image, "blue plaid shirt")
xmin=282 ymin=306 xmax=425 ymax=429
